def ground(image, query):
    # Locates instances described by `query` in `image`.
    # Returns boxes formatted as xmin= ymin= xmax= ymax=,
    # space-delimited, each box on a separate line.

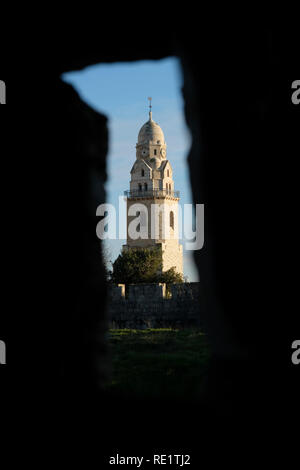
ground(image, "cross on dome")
xmin=148 ymin=97 xmax=152 ymax=120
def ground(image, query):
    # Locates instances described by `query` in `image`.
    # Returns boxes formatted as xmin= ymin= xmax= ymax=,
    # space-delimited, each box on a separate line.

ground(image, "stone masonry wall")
xmin=108 ymin=282 xmax=202 ymax=329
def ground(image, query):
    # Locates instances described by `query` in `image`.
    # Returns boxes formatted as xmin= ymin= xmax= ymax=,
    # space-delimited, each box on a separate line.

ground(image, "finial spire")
xmin=148 ymin=97 xmax=152 ymax=120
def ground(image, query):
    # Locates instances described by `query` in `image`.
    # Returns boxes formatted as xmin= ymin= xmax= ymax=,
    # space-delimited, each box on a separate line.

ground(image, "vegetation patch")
xmin=105 ymin=329 xmax=210 ymax=400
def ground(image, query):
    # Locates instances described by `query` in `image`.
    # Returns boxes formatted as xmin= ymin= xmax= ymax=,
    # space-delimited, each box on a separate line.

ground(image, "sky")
xmin=62 ymin=57 xmax=199 ymax=281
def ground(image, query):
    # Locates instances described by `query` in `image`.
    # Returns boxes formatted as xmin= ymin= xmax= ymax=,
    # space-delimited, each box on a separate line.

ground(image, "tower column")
xmin=123 ymin=101 xmax=183 ymax=276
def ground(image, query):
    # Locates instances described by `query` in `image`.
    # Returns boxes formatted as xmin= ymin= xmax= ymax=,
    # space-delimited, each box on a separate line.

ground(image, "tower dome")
xmin=137 ymin=114 xmax=165 ymax=145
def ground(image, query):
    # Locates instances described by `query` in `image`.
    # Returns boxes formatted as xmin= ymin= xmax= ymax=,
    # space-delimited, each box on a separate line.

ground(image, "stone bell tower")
xmin=123 ymin=98 xmax=183 ymax=276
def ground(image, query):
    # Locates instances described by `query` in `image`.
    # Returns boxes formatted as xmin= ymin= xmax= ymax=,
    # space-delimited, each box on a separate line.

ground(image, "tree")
xmin=158 ymin=267 xmax=184 ymax=284
xmin=111 ymin=248 xmax=183 ymax=285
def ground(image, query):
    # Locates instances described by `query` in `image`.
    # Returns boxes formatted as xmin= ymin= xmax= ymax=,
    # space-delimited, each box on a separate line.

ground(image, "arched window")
xmin=141 ymin=169 xmax=144 ymax=177
xmin=144 ymin=183 xmax=148 ymax=191
xmin=154 ymin=149 xmax=157 ymax=155
xmin=138 ymin=184 xmax=142 ymax=191
xmin=167 ymin=169 xmax=170 ymax=177
xmin=170 ymin=211 xmax=174 ymax=229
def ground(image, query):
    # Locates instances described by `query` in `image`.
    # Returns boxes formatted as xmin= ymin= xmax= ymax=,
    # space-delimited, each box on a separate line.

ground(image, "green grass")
xmin=105 ymin=329 xmax=210 ymax=400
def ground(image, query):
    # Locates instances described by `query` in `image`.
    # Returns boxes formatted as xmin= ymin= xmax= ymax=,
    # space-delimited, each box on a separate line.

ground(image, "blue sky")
xmin=63 ymin=57 xmax=199 ymax=281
